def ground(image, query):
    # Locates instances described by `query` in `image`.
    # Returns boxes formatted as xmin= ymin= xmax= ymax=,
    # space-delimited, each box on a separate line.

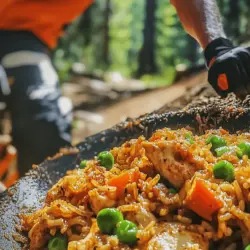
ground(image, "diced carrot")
xmin=108 ymin=170 xmax=140 ymax=197
xmin=185 ymin=179 xmax=222 ymax=221
xmin=149 ymin=134 xmax=162 ymax=142
xmin=0 ymin=147 xmax=17 ymax=178
xmin=220 ymin=128 xmax=228 ymax=135
xmin=3 ymin=171 xmax=19 ymax=188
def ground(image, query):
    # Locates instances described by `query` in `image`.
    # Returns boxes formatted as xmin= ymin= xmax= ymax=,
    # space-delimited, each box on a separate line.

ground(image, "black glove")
xmin=204 ymin=38 xmax=250 ymax=99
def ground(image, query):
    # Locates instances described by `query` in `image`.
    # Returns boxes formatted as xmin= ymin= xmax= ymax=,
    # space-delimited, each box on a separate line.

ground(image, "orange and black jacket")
xmin=0 ymin=0 xmax=94 ymax=49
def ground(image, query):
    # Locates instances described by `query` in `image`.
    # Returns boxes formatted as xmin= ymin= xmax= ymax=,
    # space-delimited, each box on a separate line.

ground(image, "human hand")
xmin=205 ymin=38 xmax=250 ymax=99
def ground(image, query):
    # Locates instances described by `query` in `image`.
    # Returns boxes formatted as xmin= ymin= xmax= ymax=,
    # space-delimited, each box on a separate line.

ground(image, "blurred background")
xmin=51 ymin=0 xmax=250 ymax=143
xmin=55 ymin=0 xmax=250 ymax=84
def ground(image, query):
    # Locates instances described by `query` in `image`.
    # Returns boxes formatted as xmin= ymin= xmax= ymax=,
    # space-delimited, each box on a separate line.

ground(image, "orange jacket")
xmin=0 ymin=0 xmax=94 ymax=49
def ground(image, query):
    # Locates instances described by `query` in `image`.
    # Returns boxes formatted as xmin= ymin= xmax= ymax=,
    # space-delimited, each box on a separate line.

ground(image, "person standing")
xmin=0 ymin=1 xmax=93 ymax=175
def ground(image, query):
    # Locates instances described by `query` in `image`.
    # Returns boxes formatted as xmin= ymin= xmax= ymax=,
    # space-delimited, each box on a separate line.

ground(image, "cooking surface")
xmin=1 ymin=93 xmax=250 ymax=249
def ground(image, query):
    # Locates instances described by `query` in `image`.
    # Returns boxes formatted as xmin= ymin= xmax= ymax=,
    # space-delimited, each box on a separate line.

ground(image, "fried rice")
xmin=20 ymin=128 xmax=250 ymax=250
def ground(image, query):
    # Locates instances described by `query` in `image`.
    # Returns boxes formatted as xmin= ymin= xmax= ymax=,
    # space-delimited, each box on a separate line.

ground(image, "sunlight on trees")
xmin=54 ymin=0 xmax=250 ymax=86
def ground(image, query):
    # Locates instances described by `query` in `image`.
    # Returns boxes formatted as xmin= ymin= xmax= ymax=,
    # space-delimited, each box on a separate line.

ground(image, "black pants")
xmin=0 ymin=31 xmax=72 ymax=175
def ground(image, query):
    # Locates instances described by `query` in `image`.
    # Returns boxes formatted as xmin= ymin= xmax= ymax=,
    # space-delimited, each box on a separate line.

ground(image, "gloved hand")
xmin=204 ymin=38 xmax=250 ymax=99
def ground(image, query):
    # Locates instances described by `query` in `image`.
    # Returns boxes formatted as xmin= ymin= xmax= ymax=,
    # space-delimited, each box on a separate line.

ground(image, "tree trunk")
xmin=79 ymin=6 xmax=93 ymax=46
xmin=227 ymin=0 xmax=240 ymax=40
xmin=136 ymin=0 xmax=157 ymax=77
xmin=103 ymin=0 xmax=111 ymax=66
xmin=186 ymin=35 xmax=198 ymax=65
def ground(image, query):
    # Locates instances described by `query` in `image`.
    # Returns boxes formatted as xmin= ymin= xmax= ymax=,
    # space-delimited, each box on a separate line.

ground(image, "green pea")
xmin=79 ymin=160 xmax=87 ymax=169
xmin=168 ymin=188 xmax=177 ymax=194
xmin=115 ymin=220 xmax=138 ymax=245
xmin=215 ymin=146 xmax=230 ymax=157
xmin=48 ymin=235 xmax=67 ymax=250
xmin=245 ymin=245 xmax=250 ymax=250
xmin=97 ymin=208 xmax=123 ymax=234
xmin=185 ymin=133 xmax=194 ymax=144
xmin=206 ymin=135 xmax=227 ymax=150
xmin=237 ymin=149 xmax=243 ymax=159
xmin=237 ymin=142 xmax=250 ymax=158
xmin=98 ymin=151 xmax=114 ymax=170
xmin=213 ymin=160 xmax=235 ymax=182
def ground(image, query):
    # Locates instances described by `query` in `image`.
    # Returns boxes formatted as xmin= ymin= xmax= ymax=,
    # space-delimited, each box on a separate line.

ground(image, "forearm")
xmin=170 ymin=0 xmax=226 ymax=49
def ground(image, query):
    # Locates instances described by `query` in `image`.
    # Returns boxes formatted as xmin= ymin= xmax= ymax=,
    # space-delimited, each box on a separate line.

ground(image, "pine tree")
xmin=137 ymin=0 xmax=158 ymax=77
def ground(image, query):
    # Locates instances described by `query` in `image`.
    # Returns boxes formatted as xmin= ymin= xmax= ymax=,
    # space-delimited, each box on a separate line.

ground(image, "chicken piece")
xmin=135 ymin=207 xmax=157 ymax=227
xmin=143 ymin=141 xmax=205 ymax=188
xmin=28 ymin=220 xmax=50 ymax=250
xmin=88 ymin=188 xmax=116 ymax=214
xmin=46 ymin=178 xmax=65 ymax=204
xmin=126 ymin=206 xmax=157 ymax=228
xmin=68 ymin=220 xmax=99 ymax=250
xmin=145 ymin=222 xmax=208 ymax=250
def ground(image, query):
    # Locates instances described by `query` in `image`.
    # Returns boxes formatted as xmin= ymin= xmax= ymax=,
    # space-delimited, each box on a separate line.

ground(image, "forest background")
xmin=54 ymin=0 xmax=250 ymax=86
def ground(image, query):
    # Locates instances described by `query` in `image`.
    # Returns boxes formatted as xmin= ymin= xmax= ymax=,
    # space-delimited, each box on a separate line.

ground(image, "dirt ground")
xmin=71 ymin=71 xmax=207 ymax=145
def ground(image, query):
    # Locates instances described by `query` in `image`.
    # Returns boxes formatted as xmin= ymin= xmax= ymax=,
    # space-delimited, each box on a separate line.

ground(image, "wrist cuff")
xmin=204 ymin=38 xmax=234 ymax=68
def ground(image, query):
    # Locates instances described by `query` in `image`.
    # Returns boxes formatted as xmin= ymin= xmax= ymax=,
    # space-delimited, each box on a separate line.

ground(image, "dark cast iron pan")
xmin=1 ymin=94 xmax=250 ymax=250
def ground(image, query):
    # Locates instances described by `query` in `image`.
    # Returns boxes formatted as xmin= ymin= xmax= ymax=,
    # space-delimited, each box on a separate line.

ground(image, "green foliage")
xmin=154 ymin=0 xmax=202 ymax=85
xmin=141 ymin=67 xmax=176 ymax=88
xmin=156 ymin=1 xmax=188 ymax=78
xmin=217 ymin=0 xmax=250 ymax=43
xmin=54 ymin=1 xmax=107 ymax=81
xmin=109 ymin=0 xmax=142 ymax=76
xmin=54 ymin=0 xmax=250 ymax=85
